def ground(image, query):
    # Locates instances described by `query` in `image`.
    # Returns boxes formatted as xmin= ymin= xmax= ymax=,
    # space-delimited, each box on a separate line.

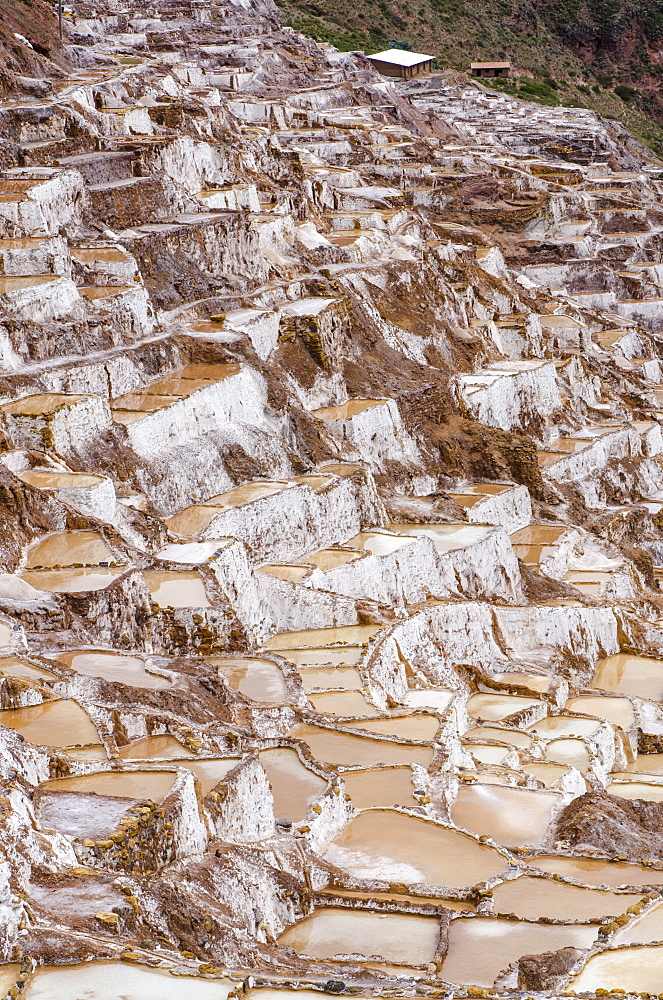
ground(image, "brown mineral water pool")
xmin=345 ymin=713 xmax=440 ymax=741
xmin=0 ymin=700 xmax=98 ymax=747
xmin=593 ymin=653 xmax=663 ymax=701
xmin=278 ymin=907 xmax=440 ymax=966
xmin=265 ymin=625 xmax=381 ymax=649
xmin=259 ymin=564 xmax=310 ymax=583
xmin=259 ymin=747 xmax=327 ymax=822
xmin=307 ymin=690 xmax=376 ymax=715
xmin=20 ymin=567 xmax=125 ymax=593
xmin=211 ymin=657 xmax=287 ymax=703
xmin=166 ymin=504 xmax=225 ymax=536
xmin=18 ymin=470 xmax=105 ymax=490
xmin=277 ymin=646 xmax=364 ymax=666
xmin=544 ymin=737 xmax=591 ymax=770
xmin=313 ymin=399 xmax=385 ymax=420
xmin=570 ymin=945 xmax=663 ymax=993
xmin=467 ymin=692 xmax=541 ymax=721
xmin=451 ymin=783 xmax=559 ymax=848
xmin=119 ymin=736 xmax=197 ymax=759
xmin=529 ymin=715 xmax=601 ymax=738
xmin=442 ymin=917 xmax=598 ymax=986
xmin=43 ymin=770 xmax=177 ymax=801
xmin=491 ymin=875 xmax=643 ymax=920
xmin=510 ymin=525 xmax=568 ymax=544
xmin=520 ymin=762 xmax=569 ymax=786
xmin=528 ymin=855 xmax=663 ymax=887
xmin=606 ymin=780 xmax=663 ymax=802
xmin=565 ymin=695 xmax=635 ymax=729
xmin=0 ymin=657 xmax=54 ymax=681
xmin=22 ymin=962 xmax=235 ymax=999
xmin=342 ymin=766 xmax=417 ymax=808
xmin=490 ymin=670 xmax=552 ymax=693
xmin=464 ymin=725 xmax=533 ymax=749
xmin=0 ymin=967 xmax=20 ymax=996
xmin=206 ymin=481 xmax=288 ymax=506
xmin=613 ymin=900 xmax=663 ymax=944
xmin=467 ymin=744 xmax=513 ymax=766
xmin=26 ymin=530 xmax=116 ymax=568
xmin=53 ymin=650 xmax=171 ymax=689
xmin=324 ymin=809 xmax=508 ymax=886
xmin=143 ymin=571 xmax=210 ymax=607
xmin=289 ymin=724 xmax=433 ymax=768
xmin=303 ymin=549 xmax=362 ymax=571
xmin=621 ymin=753 xmax=663 ymax=775
xmin=297 ymin=666 xmax=363 ymax=691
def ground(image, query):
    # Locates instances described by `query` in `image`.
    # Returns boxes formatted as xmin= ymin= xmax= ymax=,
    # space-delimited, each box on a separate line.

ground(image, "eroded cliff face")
xmin=1 ymin=1 xmax=663 ymax=998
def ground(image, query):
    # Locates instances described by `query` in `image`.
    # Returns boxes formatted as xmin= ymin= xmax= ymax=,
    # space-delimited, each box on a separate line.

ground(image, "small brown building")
xmin=366 ymin=49 xmax=435 ymax=80
xmin=471 ymin=60 xmax=511 ymax=79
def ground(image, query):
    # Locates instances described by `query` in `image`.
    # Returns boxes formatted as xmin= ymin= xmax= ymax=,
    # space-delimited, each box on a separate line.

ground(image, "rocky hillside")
xmin=277 ymin=0 xmax=663 ymax=153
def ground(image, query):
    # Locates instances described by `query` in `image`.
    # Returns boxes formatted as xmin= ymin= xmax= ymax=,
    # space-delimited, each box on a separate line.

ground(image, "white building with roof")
xmin=366 ymin=48 xmax=434 ymax=79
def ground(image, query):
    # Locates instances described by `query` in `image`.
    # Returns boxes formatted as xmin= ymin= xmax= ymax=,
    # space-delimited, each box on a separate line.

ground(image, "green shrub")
xmin=614 ymin=83 xmax=637 ymax=102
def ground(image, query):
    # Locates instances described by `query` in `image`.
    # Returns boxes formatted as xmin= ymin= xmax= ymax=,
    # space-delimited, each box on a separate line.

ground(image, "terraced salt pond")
xmin=442 ymin=917 xmax=598 ymax=986
xmin=25 ymin=530 xmax=117 ymax=568
xmin=570 ymin=945 xmax=663 ymax=994
xmin=211 ymin=657 xmax=287 ymax=703
xmin=528 ymin=855 xmax=663 ymax=887
xmin=0 ymin=656 xmax=55 ymax=681
xmin=20 ymin=567 xmax=125 ymax=592
xmin=289 ymin=724 xmax=433 ymax=768
xmin=451 ymin=783 xmax=559 ymax=847
xmin=491 ymin=876 xmax=643 ymax=919
xmin=298 ymin=666 xmax=363 ymax=691
xmin=259 ymin=747 xmax=327 ymax=821
xmin=22 ymin=963 xmax=235 ymax=999
xmin=144 ymin=571 xmax=211 ymax=608
xmin=342 ymin=766 xmax=418 ymax=808
xmin=593 ymin=652 xmax=663 ymax=700
xmin=324 ymin=810 xmax=508 ymax=885
xmin=279 ymin=907 xmax=440 ymax=966
xmin=0 ymin=700 xmax=98 ymax=747
xmin=52 ymin=649 xmax=171 ymax=689
xmin=467 ymin=693 xmax=541 ymax=721
xmin=43 ymin=770 xmax=177 ymax=801
xmin=277 ymin=646 xmax=364 ymax=666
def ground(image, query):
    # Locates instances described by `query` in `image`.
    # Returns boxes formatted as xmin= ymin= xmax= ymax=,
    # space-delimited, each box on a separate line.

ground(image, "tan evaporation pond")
xmin=276 ymin=646 xmax=363 ymax=666
xmin=166 ymin=504 xmax=225 ymax=536
xmin=607 ymin=780 xmax=663 ymax=802
xmin=53 ymin=650 xmax=171 ymax=690
xmin=324 ymin=809 xmax=507 ymax=886
xmin=451 ymin=784 xmax=559 ymax=848
xmin=26 ymin=530 xmax=117 ymax=568
xmin=118 ymin=735 xmax=197 ymax=760
xmin=467 ymin=692 xmax=541 ymax=721
xmin=464 ymin=726 xmax=533 ymax=749
xmin=289 ymin=724 xmax=433 ymax=768
xmin=210 ymin=657 xmax=286 ymax=703
xmin=521 ymin=762 xmax=569 ymax=786
xmin=565 ymin=695 xmax=635 ymax=729
xmin=343 ymin=766 xmax=417 ymax=808
xmin=18 ymin=470 xmax=104 ymax=490
xmin=265 ymin=625 xmax=381 ymax=649
xmin=143 ymin=571 xmax=210 ymax=608
xmin=511 ymin=525 xmax=568 ymax=544
xmin=20 ymin=567 xmax=124 ymax=593
xmin=345 ymin=531 xmax=414 ymax=557
xmin=593 ymin=653 xmax=663 ymax=700
xmin=259 ymin=747 xmax=327 ymax=822
xmin=279 ymin=907 xmax=440 ymax=966
xmin=529 ymin=855 xmax=663 ymax=887
xmin=22 ymin=962 xmax=235 ymax=999
xmin=307 ymin=690 xmax=376 ymax=716
xmin=491 ymin=670 xmax=552 ymax=694
xmin=622 ymin=753 xmax=663 ymax=775
xmin=570 ymin=945 xmax=663 ymax=994
xmin=564 ymin=570 xmax=614 ymax=595
xmin=303 ymin=549 xmax=361 ymax=571
xmin=442 ymin=917 xmax=598 ymax=987
xmin=313 ymin=399 xmax=385 ymax=421
xmin=492 ymin=876 xmax=643 ymax=920
xmin=0 ymin=967 xmax=20 ymax=996
xmin=0 ymin=700 xmax=98 ymax=747
xmin=529 ymin=715 xmax=600 ymax=738
xmin=467 ymin=744 xmax=513 ymax=766
xmin=205 ymin=481 xmax=288 ymax=506
xmin=298 ymin=666 xmax=362 ymax=692
xmin=43 ymin=770 xmax=177 ymax=801
xmin=259 ymin=564 xmax=310 ymax=583
xmin=389 ymin=522 xmax=490 ymax=553
xmin=613 ymin=900 xmax=663 ymax=944
xmin=345 ymin=714 xmax=439 ymax=741
xmin=544 ymin=738 xmax=591 ymax=769
xmin=0 ymin=656 xmax=55 ymax=682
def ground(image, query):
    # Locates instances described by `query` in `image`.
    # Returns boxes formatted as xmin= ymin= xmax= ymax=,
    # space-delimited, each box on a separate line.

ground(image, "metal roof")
xmin=366 ymin=49 xmax=434 ymax=67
